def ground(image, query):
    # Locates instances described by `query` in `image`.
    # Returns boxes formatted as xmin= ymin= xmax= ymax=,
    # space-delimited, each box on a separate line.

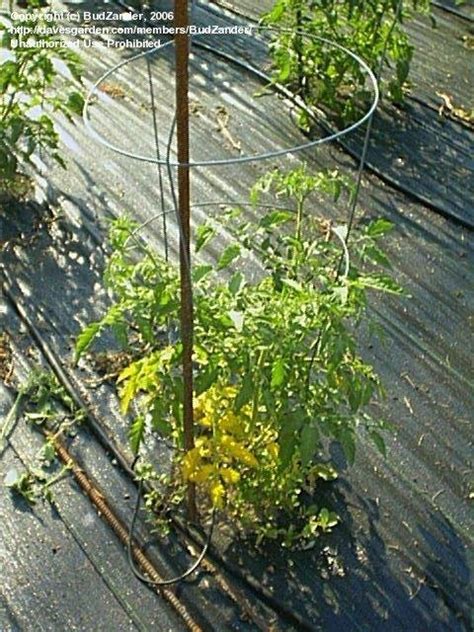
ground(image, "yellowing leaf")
xmin=266 ymin=442 xmax=279 ymax=460
xmin=220 ymin=435 xmax=258 ymax=467
xmin=119 ymin=377 xmax=138 ymax=415
xmin=220 ymin=467 xmax=240 ymax=484
xmin=197 ymin=414 xmax=212 ymax=428
xmin=192 ymin=463 xmax=215 ymax=484
xmin=210 ymin=481 xmax=225 ymax=508
xmin=182 ymin=448 xmax=202 ymax=480
xmin=220 ymin=412 xmax=242 ymax=435
xmin=117 ymin=360 xmax=139 ymax=385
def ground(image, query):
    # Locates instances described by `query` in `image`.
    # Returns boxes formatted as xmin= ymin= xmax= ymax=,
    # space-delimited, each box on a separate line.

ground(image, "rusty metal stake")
xmin=175 ymin=0 xmax=197 ymax=521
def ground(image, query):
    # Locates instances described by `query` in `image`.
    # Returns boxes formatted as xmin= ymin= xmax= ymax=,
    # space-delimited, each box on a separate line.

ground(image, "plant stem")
xmin=0 ymin=391 xmax=24 ymax=452
xmin=295 ymin=198 xmax=304 ymax=242
xmin=251 ymin=349 xmax=266 ymax=429
xmin=43 ymin=464 xmax=71 ymax=491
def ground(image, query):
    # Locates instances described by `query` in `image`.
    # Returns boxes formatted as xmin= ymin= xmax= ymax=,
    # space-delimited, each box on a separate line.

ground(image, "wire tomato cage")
xmin=82 ymin=23 xmax=379 ymax=293
xmin=82 ymin=15 xmax=381 ymax=585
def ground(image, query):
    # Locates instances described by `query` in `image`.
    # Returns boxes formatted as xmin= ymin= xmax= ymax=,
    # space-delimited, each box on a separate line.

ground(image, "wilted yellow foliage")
xmin=181 ymin=383 xmax=259 ymax=508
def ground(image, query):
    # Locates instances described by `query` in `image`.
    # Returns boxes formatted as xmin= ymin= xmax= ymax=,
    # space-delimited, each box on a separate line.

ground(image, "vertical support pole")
xmin=175 ymin=0 xmax=197 ymax=521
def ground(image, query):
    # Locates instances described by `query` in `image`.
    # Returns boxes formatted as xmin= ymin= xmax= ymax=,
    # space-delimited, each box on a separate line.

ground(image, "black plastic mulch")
xmin=206 ymin=0 xmax=474 ymax=228
xmin=1 ymin=0 xmax=473 ymax=630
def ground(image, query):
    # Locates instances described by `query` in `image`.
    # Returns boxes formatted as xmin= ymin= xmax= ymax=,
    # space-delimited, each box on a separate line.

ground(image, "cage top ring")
xmin=83 ymin=26 xmax=380 ymax=168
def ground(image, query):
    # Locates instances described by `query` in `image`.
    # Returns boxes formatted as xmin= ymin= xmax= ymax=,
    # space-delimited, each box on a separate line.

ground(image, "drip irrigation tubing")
xmin=330 ymin=126 xmax=473 ymax=231
xmin=431 ymin=0 xmax=474 ymax=22
xmin=127 ymin=457 xmax=216 ymax=588
xmin=1 ymin=273 xmax=316 ymax=631
xmin=408 ymin=93 xmax=474 ymax=130
xmin=45 ymin=432 xmax=204 ymax=632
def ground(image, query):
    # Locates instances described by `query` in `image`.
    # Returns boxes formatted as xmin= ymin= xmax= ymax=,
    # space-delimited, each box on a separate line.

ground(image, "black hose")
xmin=1 ymin=273 xmax=316 ymax=630
xmin=431 ymin=0 xmax=473 ymax=22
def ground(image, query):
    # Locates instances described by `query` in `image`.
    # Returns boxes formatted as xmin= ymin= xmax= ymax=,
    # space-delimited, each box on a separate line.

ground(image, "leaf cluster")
xmin=76 ymin=167 xmax=402 ymax=544
xmin=262 ymin=0 xmax=431 ymax=124
xmin=3 ymin=369 xmax=82 ymax=504
xmin=0 ymin=6 xmax=83 ymax=183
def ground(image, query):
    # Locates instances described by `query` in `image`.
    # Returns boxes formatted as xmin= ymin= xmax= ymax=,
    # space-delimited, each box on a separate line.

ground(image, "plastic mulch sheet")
xmin=1 ymin=1 xmax=472 ymax=630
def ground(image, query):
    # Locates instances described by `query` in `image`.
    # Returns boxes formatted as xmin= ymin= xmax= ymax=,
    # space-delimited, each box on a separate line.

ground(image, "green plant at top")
xmin=0 ymin=2 xmax=83 ymax=188
xmin=262 ymin=0 xmax=431 ymax=124
xmin=76 ymin=166 xmax=402 ymax=545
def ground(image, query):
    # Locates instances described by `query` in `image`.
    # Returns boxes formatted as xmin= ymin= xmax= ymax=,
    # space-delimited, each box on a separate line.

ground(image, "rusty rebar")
xmin=47 ymin=433 xmax=203 ymax=632
xmin=175 ymin=0 xmax=197 ymax=521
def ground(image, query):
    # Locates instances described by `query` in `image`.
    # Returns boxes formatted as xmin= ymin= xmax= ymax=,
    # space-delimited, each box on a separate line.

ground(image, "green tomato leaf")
xmin=278 ymin=410 xmax=305 ymax=468
xmin=370 ymin=431 xmax=387 ymax=458
xmin=271 ymin=358 xmax=286 ymax=388
xmin=363 ymin=244 xmax=392 ymax=268
xmin=129 ymin=415 xmax=146 ymax=455
xmin=300 ymin=424 xmax=319 ymax=467
xmin=228 ymin=271 xmax=244 ymax=295
xmin=340 ymin=430 xmax=356 ymax=466
xmin=151 ymin=399 xmax=171 ymax=436
xmin=234 ymin=373 xmax=254 ymax=412
xmin=278 ymin=56 xmax=292 ymax=82
xmin=267 ymin=0 xmax=286 ymax=22
xmin=279 ymin=429 xmax=298 ymax=469
xmin=74 ymin=321 xmax=101 ymax=362
xmin=193 ymin=264 xmax=213 ymax=283
xmin=259 ymin=210 xmax=293 ymax=229
xmin=66 ymin=91 xmax=85 ymax=116
xmin=195 ymin=224 xmax=216 ymax=253
xmin=112 ymin=321 xmax=128 ymax=348
xmin=217 ymin=244 xmax=241 ymax=270
xmin=9 ymin=116 xmax=23 ymax=145
xmin=366 ymin=218 xmax=393 ymax=238
xmin=195 ymin=364 xmax=219 ymax=396
xmin=348 ymin=383 xmax=362 ymax=412
xmin=358 ymin=274 xmax=403 ymax=295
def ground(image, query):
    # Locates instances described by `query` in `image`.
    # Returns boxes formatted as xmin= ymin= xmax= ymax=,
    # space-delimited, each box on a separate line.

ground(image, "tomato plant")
xmin=76 ymin=166 xmax=402 ymax=545
xmin=262 ymin=0 xmax=431 ymax=124
xmin=0 ymin=2 xmax=83 ymax=190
